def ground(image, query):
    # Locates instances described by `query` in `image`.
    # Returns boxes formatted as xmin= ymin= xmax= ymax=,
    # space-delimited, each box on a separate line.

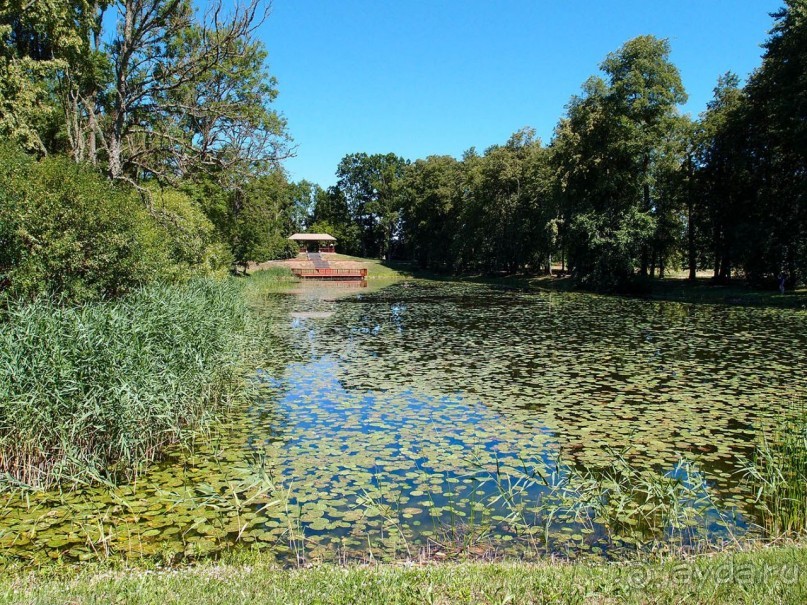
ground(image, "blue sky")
xmin=257 ymin=0 xmax=781 ymax=188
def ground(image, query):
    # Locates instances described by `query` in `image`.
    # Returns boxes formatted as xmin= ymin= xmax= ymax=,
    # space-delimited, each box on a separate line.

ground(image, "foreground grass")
xmin=745 ymin=407 xmax=807 ymax=536
xmin=0 ymin=545 xmax=804 ymax=604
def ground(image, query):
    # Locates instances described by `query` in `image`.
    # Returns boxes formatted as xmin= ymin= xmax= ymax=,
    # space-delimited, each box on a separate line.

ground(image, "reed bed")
xmin=745 ymin=406 xmax=807 ymax=536
xmin=0 ymin=279 xmax=250 ymax=489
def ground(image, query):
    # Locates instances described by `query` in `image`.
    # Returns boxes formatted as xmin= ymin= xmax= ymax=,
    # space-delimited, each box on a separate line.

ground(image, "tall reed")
xmin=744 ymin=405 xmax=807 ymax=536
xmin=0 ymin=279 xmax=249 ymax=489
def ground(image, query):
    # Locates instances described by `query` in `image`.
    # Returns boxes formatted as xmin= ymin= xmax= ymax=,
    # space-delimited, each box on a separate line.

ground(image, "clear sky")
xmin=257 ymin=0 xmax=782 ymax=188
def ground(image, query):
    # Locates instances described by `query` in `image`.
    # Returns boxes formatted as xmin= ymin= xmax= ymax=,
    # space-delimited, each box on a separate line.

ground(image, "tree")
xmin=551 ymin=36 xmax=687 ymax=287
xmin=0 ymin=0 xmax=106 ymax=154
xmin=0 ymin=143 xmax=171 ymax=301
xmin=401 ymin=155 xmax=464 ymax=269
xmin=458 ymin=129 xmax=552 ymax=273
xmin=334 ymin=152 xmax=408 ymax=258
xmin=228 ymin=169 xmax=297 ymax=272
xmin=695 ymin=73 xmax=749 ymax=282
xmin=287 ymin=180 xmax=324 ymax=232
xmin=601 ymin=35 xmax=687 ymax=277
xmin=552 ymin=76 xmax=647 ymax=283
xmin=741 ymin=0 xmax=807 ymax=285
xmin=1 ymin=0 xmax=291 ymax=185
xmin=310 ymin=186 xmax=360 ymax=255
xmin=100 ymin=0 xmax=291 ymax=185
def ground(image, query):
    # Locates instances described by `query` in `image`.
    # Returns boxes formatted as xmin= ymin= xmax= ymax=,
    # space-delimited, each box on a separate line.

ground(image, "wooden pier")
xmin=291 ymin=267 xmax=368 ymax=280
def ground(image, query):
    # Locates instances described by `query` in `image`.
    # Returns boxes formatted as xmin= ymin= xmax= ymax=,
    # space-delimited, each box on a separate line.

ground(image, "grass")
xmin=0 ymin=544 xmax=804 ymax=604
xmin=313 ymin=254 xmax=417 ymax=280
xmin=242 ymin=266 xmax=300 ymax=296
xmin=0 ymin=276 xmax=290 ymax=491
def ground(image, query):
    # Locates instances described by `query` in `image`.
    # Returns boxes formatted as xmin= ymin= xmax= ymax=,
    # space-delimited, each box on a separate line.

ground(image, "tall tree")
xmin=696 ymin=73 xmax=749 ymax=282
xmin=459 ymin=128 xmax=552 ymax=273
xmin=401 ymin=155 xmax=464 ymax=269
xmin=228 ymin=169 xmax=297 ymax=272
xmin=552 ymin=36 xmax=687 ymax=287
xmin=0 ymin=0 xmax=106 ymax=154
xmin=1 ymin=0 xmax=291 ymax=186
xmin=310 ymin=185 xmax=360 ymax=254
xmin=101 ymin=0 xmax=290 ymax=185
xmin=334 ymin=152 xmax=408 ymax=258
xmin=741 ymin=0 xmax=807 ymax=284
xmin=601 ymin=35 xmax=687 ymax=277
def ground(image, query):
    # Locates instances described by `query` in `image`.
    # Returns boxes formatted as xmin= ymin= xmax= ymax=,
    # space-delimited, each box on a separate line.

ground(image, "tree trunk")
xmin=639 ymin=155 xmax=651 ymax=278
xmin=719 ymin=255 xmax=731 ymax=282
xmin=86 ymin=93 xmax=98 ymax=166
xmin=687 ymin=154 xmax=696 ymax=280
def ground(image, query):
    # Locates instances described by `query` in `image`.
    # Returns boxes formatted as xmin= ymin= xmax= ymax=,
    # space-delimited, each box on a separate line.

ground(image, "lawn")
xmin=1 ymin=545 xmax=804 ymax=604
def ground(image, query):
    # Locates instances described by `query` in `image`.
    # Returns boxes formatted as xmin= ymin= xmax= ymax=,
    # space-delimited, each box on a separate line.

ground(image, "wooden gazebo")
xmin=288 ymin=233 xmax=337 ymax=253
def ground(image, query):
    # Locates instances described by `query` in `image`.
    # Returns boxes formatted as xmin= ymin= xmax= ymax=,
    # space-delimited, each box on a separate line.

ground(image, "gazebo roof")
xmin=288 ymin=233 xmax=337 ymax=241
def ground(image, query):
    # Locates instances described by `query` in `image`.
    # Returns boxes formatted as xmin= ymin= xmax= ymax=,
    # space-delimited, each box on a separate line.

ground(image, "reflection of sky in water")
xmin=263 ymin=280 xmax=807 ymax=548
xmin=250 ymin=346 xmax=744 ymax=555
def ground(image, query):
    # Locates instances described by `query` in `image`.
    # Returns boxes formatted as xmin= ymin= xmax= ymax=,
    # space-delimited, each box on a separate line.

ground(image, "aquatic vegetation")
xmin=744 ymin=403 xmax=807 ymax=536
xmin=0 ymin=279 xmax=249 ymax=489
xmin=0 ymin=279 xmax=805 ymax=565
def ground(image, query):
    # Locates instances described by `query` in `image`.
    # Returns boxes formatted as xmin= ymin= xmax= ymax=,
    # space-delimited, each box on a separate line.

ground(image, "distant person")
xmin=778 ymin=272 xmax=786 ymax=294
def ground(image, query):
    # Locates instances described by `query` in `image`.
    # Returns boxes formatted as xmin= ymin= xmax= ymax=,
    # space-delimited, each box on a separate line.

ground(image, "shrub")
xmin=149 ymin=187 xmax=234 ymax=277
xmin=0 ymin=144 xmax=172 ymax=302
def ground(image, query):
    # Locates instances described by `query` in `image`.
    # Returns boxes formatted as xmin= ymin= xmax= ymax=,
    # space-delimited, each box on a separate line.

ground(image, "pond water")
xmin=1 ymin=280 xmax=806 ymax=564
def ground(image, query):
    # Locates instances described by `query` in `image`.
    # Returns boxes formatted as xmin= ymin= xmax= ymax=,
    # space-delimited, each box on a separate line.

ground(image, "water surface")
xmin=1 ymin=280 xmax=805 ymax=564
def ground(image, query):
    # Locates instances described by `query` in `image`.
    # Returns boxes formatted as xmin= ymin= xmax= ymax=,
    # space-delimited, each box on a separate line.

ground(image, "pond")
xmin=1 ymin=280 xmax=806 ymax=565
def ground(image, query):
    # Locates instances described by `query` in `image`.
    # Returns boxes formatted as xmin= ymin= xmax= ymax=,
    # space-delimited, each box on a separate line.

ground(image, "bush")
xmin=149 ymin=187 xmax=234 ymax=277
xmin=0 ymin=144 xmax=172 ymax=302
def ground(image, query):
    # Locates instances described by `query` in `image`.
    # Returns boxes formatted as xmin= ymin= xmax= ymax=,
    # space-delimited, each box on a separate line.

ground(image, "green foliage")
xmin=458 ymin=129 xmax=555 ymax=273
xmin=552 ymin=36 xmax=687 ymax=287
xmin=687 ymin=2 xmax=807 ymax=287
xmin=229 ymin=171 xmax=300 ymax=269
xmin=0 ymin=278 xmax=249 ymax=488
xmin=334 ymin=152 xmax=409 ymax=259
xmin=310 ymin=187 xmax=362 ymax=255
xmin=737 ymin=0 xmax=807 ymax=284
xmin=695 ymin=72 xmax=749 ymax=282
xmin=401 ymin=155 xmax=464 ymax=269
xmin=0 ymin=144 xmax=170 ymax=302
xmin=149 ymin=186 xmax=233 ymax=276
xmin=745 ymin=405 xmax=807 ymax=536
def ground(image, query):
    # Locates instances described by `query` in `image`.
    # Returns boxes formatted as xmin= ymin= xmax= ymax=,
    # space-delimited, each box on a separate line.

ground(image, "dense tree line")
xmin=0 ymin=0 xmax=307 ymax=301
xmin=318 ymin=3 xmax=805 ymax=289
xmin=2 ymin=1 xmax=804 ymax=300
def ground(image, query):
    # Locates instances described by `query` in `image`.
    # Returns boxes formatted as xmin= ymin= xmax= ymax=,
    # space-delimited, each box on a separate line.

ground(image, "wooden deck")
xmin=291 ymin=267 xmax=368 ymax=280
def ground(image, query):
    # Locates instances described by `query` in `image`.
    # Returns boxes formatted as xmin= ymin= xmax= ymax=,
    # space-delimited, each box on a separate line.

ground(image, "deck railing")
xmin=291 ymin=268 xmax=367 ymax=278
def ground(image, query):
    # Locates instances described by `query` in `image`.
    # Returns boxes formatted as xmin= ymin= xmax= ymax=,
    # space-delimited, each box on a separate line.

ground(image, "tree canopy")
xmin=2 ymin=3 xmax=805 ymax=299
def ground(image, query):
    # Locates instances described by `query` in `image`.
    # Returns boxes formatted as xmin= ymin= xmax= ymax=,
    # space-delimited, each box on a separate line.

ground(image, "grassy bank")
xmin=0 ymin=279 xmax=255 ymax=489
xmin=0 ymin=544 xmax=804 ymax=604
xmin=326 ymin=254 xmax=417 ymax=280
